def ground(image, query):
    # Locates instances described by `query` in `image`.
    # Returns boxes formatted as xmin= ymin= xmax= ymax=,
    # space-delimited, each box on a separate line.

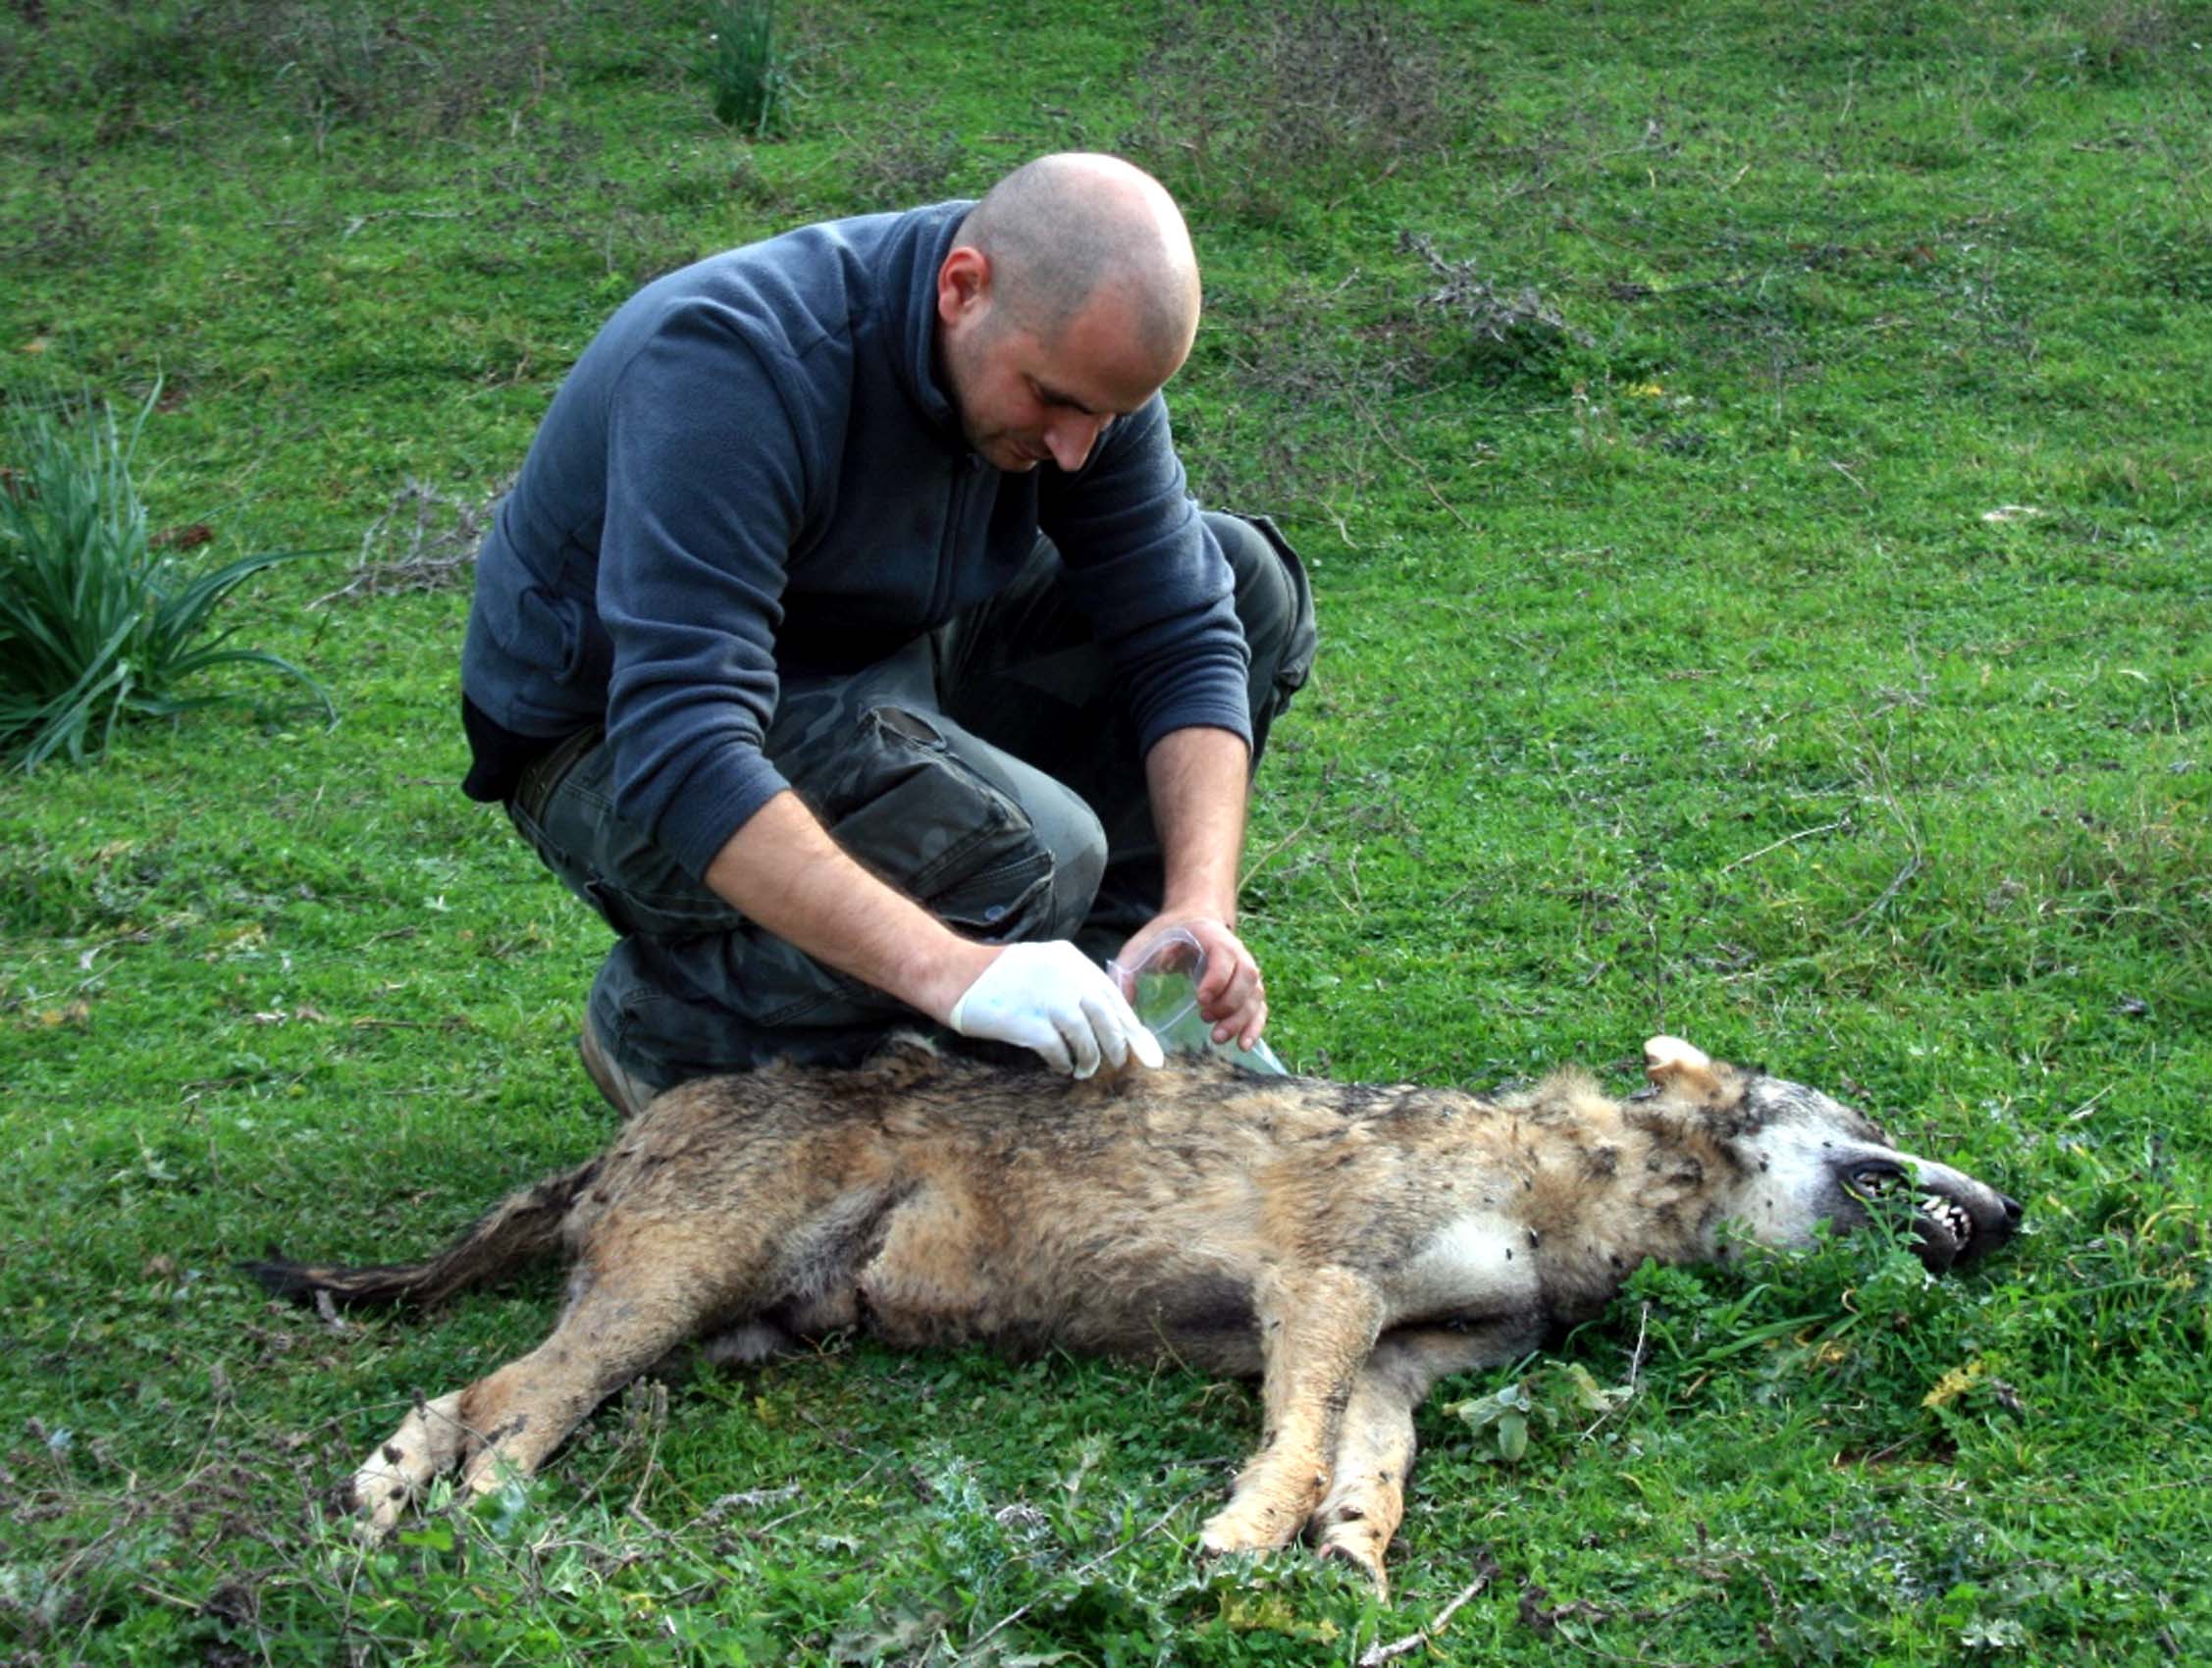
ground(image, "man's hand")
xmin=1115 ymin=914 xmax=1267 ymax=1051
xmin=700 ymin=796 xmax=1169 ymax=1078
xmin=949 ymin=941 xmax=1167 ymax=1078
xmin=1131 ymin=727 xmax=1264 ymax=1050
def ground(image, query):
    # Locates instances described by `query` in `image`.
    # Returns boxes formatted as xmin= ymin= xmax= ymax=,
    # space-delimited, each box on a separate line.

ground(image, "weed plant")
xmin=698 ymin=0 xmax=791 ymax=137
xmin=0 ymin=389 xmax=328 ymax=769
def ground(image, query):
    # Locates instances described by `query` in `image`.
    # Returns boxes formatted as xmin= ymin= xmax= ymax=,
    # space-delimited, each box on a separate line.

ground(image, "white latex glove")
xmin=947 ymin=941 xmax=1167 ymax=1078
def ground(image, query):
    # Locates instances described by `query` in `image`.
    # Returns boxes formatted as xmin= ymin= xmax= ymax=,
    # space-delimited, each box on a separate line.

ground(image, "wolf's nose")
xmin=1999 ymin=1193 xmax=2024 ymax=1222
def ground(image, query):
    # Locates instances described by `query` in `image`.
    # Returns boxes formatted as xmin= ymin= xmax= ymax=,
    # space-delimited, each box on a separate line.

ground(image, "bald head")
xmin=955 ymin=153 xmax=1201 ymax=369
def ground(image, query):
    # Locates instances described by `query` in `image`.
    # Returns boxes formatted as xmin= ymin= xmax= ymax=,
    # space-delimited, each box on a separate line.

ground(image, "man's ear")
xmin=1644 ymin=1035 xmax=1722 ymax=1098
xmin=936 ymin=245 xmax=992 ymax=328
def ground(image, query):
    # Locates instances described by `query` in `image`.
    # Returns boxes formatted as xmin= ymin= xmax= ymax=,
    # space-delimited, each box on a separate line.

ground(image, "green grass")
xmin=2 ymin=0 xmax=2208 ymax=1661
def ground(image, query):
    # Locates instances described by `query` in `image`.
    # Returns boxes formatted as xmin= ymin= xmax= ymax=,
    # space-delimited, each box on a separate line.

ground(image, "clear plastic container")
xmin=1107 ymin=927 xmax=1290 ymax=1075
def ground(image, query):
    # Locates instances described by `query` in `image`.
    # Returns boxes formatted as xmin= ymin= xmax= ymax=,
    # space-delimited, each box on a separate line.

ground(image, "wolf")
xmin=251 ymin=1034 xmax=2019 ymax=1588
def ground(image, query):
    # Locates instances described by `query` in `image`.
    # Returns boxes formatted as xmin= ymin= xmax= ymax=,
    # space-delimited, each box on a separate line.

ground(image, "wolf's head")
xmin=1634 ymin=1035 xmax=2022 ymax=1273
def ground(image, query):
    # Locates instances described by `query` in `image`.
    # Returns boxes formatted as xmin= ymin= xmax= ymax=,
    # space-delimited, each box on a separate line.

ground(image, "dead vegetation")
xmin=1124 ymin=0 xmax=1477 ymax=222
xmin=314 ymin=475 xmax=510 ymax=606
xmin=8 ymin=0 xmax=626 ymax=149
xmin=818 ymin=127 xmax=971 ymax=213
xmin=1399 ymin=232 xmax=1593 ymax=379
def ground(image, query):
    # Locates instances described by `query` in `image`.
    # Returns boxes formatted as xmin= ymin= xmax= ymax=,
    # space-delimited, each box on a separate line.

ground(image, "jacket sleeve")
xmin=1039 ymin=396 xmax=1254 ymax=755
xmin=597 ymin=305 xmax=816 ymax=880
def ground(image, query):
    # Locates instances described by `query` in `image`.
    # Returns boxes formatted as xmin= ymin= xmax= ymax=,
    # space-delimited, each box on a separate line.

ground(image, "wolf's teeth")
xmin=1920 ymin=1196 xmax=1974 ymax=1245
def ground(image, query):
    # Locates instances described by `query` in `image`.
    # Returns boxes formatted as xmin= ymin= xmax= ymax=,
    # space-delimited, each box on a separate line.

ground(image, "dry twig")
xmin=1718 ymin=816 xmax=1851 ymax=875
xmin=1358 ymin=1552 xmax=1500 ymax=1665
xmin=314 ymin=475 xmax=510 ymax=605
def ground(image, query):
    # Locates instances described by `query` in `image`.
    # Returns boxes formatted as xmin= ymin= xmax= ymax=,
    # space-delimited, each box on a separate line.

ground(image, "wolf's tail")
xmin=244 ymin=1157 xmax=603 ymax=1309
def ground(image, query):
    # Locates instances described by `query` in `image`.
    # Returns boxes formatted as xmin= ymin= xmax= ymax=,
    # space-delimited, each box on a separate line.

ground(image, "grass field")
xmin=2 ymin=1 xmax=2208 ymax=1661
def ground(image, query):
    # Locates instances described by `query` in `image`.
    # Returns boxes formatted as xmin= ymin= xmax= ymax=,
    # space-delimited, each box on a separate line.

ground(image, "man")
xmin=459 ymin=153 xmax=1316 ymax=1113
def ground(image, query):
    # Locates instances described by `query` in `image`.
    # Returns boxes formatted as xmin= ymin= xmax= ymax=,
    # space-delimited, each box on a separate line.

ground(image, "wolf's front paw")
xmin=1199 ymin=1502 xmax=1293 ymax=1555
xmin=1200 ymin=1475 xmax=1325 ymax=1555
xmin=1313 ymin=1515 xmax=1391 ymax=1594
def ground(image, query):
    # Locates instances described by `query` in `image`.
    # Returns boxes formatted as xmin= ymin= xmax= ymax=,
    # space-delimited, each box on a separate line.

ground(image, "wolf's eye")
xmin=1848 ymin=1164 xmax=1903 ymax=1195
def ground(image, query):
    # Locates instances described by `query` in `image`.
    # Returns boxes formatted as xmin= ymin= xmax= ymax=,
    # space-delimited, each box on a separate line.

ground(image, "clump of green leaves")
xmin=0 ymin=387 xmax=330 ymax=770
xmin=697 ymin=0 xmax=792 ymax=137
xmin=1444 ymin=1362 xmax=1635 ymax=1463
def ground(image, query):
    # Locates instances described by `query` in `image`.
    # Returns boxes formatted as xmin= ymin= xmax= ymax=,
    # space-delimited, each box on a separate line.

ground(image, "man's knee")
xmin=799 ymin=703 xmax=1104 ymax=943
xmin=1020 ymin=784 xmax=1109 ymax=938
xmin=1205 ymin=511 xmax=1318 ymax=719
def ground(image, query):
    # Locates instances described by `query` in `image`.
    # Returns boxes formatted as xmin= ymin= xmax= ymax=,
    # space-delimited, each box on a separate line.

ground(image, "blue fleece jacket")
xmin=460 ymin=201 xmax=1252 ymax=882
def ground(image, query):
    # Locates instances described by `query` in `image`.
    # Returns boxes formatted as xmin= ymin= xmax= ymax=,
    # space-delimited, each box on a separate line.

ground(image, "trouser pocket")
xmin=816 ymin=706 xmax=1060 ymax=943
xmin=505 ymin=728 xmax=744 ymax=940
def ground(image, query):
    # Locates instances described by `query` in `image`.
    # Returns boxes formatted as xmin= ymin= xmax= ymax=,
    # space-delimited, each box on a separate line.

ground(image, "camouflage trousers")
xmin=505 ymin=511 xmax=1316 ymax=1092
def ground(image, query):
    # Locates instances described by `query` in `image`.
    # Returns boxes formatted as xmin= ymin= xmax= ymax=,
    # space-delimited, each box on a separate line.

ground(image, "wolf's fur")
xmin=252 ymin=1035 xmax=2018 ymax=1587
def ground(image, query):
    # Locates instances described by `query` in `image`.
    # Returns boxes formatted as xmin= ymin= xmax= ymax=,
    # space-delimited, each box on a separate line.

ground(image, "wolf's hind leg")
xmin=344 ymin=1244 xmax=757 ymax=1538
xmin=1201 ymin=1266 xmax=1384 ymax=1556
xmin=1308 ymin=1322 xmax=1536 ymax=1593
xmin=351 ymin=1391 xmax=469 ymax=1538
xmin=451 ymin=1248 xmax=743 ymax=1503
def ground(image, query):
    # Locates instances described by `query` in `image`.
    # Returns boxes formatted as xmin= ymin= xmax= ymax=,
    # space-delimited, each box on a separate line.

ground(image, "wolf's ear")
xmin=1644 ymin=1035 xmax=1722 ymax=1097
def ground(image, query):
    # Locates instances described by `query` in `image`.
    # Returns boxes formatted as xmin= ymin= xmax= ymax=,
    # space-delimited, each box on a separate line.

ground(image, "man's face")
xmin=936 ymin=252 xmax=1185 ymax=474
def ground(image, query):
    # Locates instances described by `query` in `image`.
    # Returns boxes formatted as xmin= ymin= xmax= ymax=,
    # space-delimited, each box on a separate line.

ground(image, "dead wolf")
xmin=252 ymin=1035 xmax=2019 ymax=1585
